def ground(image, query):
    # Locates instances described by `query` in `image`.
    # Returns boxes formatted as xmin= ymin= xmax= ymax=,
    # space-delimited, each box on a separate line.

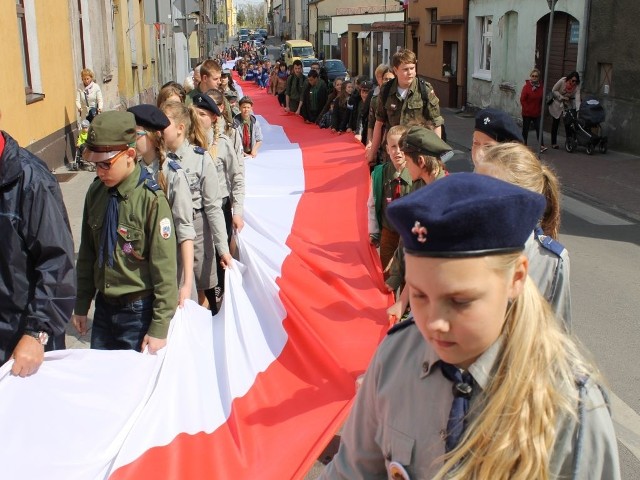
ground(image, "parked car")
xmin=258 ymin=28 xmax=268 ymax=39
xmin=302 ymin=58 xmax=320 ymax=75
xmin=323 ymin=59 xmax=348 ymax=82
xmin=238 ymin=34 xmax=249 ymax=45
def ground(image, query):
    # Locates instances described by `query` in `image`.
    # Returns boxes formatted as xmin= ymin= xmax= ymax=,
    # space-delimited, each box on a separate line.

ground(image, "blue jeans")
xmin=91 ymin=293 xmax=153 ymax=351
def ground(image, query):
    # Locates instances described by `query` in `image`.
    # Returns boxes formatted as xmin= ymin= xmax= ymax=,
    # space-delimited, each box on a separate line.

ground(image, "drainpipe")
xmin=462 ymin=0 xmax=469 ymax=108
xmin=538 ymin=1 xmax=556 ymax=156
xmin=578 ymin=0 xmax=591 ymax=80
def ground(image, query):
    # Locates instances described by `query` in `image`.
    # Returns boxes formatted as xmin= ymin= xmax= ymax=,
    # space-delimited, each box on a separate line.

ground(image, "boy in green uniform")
xmin=72 ymin=112 xmax=178 ymax=354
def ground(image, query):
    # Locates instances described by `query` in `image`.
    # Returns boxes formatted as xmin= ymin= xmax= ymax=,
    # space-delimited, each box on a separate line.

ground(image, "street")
xmin=56 ymin=39 xmax=640 ymax=479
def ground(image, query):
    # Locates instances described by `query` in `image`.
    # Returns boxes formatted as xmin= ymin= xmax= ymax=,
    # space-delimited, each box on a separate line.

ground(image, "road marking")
xmin=562 ymin=195 xmax=633 ymax=226
xmin=611 ymin=392 xmax=640 ymax=460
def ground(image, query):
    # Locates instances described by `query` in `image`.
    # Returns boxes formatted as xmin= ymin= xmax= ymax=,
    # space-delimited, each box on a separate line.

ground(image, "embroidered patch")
xmin=160 ymin=217 xmax=171 ymax=239
xmin=411 ymin=221 xmax=428 ymax=243
xmin=118 ymin=226 xmax=128 ymax=236
xmin=122 ymin=242 xmax=133 ymax=255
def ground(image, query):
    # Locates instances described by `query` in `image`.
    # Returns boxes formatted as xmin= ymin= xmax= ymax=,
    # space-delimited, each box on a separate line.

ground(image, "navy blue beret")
xmin=192 ymin=92 xmax=221 ymax=116
xmin=474 ymin=108 xmax=524 ymax=143
xmin=387 ymin=173 xmax=545 ymax=257
xmin=127 ymin=104 xmax=170 ymax=131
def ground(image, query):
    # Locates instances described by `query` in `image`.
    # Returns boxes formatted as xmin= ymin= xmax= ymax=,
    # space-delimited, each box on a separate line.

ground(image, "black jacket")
xmin=0 ymin=132 xmax=76 ymax=363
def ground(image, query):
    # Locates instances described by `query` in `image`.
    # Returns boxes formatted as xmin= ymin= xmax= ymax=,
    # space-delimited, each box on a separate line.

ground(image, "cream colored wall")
xmin=0 ymin=1 xmax=76 ymax=147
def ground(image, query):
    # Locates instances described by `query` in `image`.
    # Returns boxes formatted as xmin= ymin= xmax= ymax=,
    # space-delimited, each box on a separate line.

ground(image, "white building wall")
xmin=466 ymin=0 xmax=585 ymax=117
xmin=331 ymin=12 xmax=403 ymax=35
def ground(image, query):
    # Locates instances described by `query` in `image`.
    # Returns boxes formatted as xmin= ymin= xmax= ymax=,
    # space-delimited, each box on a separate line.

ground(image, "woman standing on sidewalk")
xmin=520 ymin=68 xmax=546 ymax=151
xmin=549 ymin=71 xmax=581 ymax=149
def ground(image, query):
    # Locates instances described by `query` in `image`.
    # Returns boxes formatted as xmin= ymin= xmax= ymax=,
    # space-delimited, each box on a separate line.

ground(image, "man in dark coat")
xmin=0 ymin=117 xmax=76 ymax=376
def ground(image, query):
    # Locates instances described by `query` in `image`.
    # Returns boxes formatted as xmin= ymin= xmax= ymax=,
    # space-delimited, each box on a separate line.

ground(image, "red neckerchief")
xmin=0 ymin=132 xmax=5 ymax=158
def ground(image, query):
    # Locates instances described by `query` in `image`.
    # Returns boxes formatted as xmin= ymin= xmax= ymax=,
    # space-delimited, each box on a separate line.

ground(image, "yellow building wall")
xmin=0 ymin=0 xmax=76 ymax=147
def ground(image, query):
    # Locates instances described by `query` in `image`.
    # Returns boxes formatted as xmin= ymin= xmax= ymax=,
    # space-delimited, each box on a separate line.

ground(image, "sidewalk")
xmin=56 ymin=170 xmax=95 ymax=349
xmin=442 ymin=108 xmax=640 ymax=221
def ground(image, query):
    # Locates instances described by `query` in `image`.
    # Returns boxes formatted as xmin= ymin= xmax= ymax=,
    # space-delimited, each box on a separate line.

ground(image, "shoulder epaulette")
xmin=193 ymin=146 xmax=205 ymax=155
xmin=144 ymin=178 xmax=161 ymax=192
xmin=387 ymin=319 xmax=415 ymax=336
xmin=167 ymin=160 xmax=182 ymax=172
xmin=535 ymin=228 xmax=566 ymax=257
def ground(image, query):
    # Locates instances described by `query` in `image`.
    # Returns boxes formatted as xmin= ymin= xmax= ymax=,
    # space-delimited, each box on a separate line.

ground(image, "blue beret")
xmin=192 ymin=92 xmax=221 ymax=116
xmin=474 ymin=108 xmax=524 ymax=143
xmin=127 ymin=104 xmax=170 ymax=131
xmin=387 ymin=173 xmax=545 ymax=257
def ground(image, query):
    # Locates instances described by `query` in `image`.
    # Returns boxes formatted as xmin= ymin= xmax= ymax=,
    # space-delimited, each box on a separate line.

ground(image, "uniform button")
xmin=439 ymin=429 xmax=446 ymax=440
xmin=126 ymin=234 xmax=131 ymax=239
xmin=129 ymin=214 xmax=135 ymax=221
xmin=385 ymin=453 xmax=392 ymax=461
xmin=106 ymin=283 xmax=111 ymax=288
xmin=422 ymin=361 xmax=429 ymax=373
xmin=124 ymin=194 xmax=129 ymax=200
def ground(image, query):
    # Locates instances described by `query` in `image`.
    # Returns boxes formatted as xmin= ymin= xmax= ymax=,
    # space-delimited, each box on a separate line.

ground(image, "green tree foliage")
xmin=237 ymin=3 xmax=265 ymax=27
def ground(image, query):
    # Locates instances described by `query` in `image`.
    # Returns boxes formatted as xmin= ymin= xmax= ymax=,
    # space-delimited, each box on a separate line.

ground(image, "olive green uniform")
xmin=375 ymin=78 xmax=444 ymax=130
xmin=75 ymin=164 xmax=178 ymax=339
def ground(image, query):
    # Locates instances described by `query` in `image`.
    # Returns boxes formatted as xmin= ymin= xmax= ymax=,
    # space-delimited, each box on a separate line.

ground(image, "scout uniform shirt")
xmin=75 ymin=163 xmax=178 ymax=339
xmin=525 ymin=228 xmax=572 ymax=330
xmin=322 ymin=321 xmax=619 ymax=479
xmin=376 ymin=77 xmax=444 ymax=131
xmin=141 ymin=157 xmax=196 ymax=244
xmin=208 ymin=129 xmax=246 ymax=218
xmin=172 ymin=139 xmax=229 ymax=257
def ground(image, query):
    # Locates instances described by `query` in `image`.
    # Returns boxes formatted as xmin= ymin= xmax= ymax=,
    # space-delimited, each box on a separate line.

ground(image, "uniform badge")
xmin=159 ymin=217 xmax=172 ymax=239
xmin=484 ymin=116 xmax=491 ymax=125
xmin=388 ymin=461 xmax=411 ymax=480
xmin=411 ymin=221 xmax=428 ymax=243
xmin=118 ymin=226 xmax=129 ymax=236
xmin=122 ymin=241 xmax=144 ymax=260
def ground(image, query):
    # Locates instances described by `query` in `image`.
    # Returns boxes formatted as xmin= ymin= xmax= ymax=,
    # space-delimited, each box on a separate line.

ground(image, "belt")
xmin=99 ymin=290 xmax=153 ymax=306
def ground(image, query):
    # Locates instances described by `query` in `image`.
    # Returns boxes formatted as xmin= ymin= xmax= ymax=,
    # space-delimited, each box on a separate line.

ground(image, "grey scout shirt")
xmin=322 ymin=323 xmax=619 ymax=479
xmin=172 ymin=140 xmax=229 ymax=256
xmin=525 ymin=231 xmax=572 ymax=330
xmin=207 ymin=129 xmax=245 ymax=217
xmin=141 ymin=157 xmax=196 ymax=244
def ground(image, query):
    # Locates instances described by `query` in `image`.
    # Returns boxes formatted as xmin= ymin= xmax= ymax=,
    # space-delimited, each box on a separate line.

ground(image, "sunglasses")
xmin=95 ymin=149 xmax=127 ymax=171
xmin=136 ymin=130 xmax=148 ymax=136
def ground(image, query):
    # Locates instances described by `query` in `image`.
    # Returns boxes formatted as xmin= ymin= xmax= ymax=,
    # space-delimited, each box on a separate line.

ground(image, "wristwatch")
xmin=24 ymin=330 xmax=49 ymax=346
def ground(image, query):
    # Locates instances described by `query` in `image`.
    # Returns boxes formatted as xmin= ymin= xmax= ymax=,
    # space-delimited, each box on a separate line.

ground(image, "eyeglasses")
xmin=95 ymin=150 xmax=127 ymax=171
xmin=136 ymin=130 xmax=148 ymax=136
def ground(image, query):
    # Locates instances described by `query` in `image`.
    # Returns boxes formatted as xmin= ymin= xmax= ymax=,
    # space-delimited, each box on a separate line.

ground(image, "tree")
xmin=237 ymin=10 xmax=246 ymax=26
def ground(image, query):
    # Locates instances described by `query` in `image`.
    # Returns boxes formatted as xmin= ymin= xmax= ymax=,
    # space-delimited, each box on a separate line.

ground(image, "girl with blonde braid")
xmin=160 ymin=99 xmax=231 ymax=312
xmin=127 ymin=105 xmax=196 ymax=304
xmin=323 ymin=173 xmax=619 ymax=480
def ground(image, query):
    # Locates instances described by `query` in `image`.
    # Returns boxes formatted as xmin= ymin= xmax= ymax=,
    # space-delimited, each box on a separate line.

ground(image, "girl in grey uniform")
xmin=160 ymin=100 xmax=232 ymax=312
xmin=473 ymin=142 xmax=572 ymax=330
xmin=128 ymin=104 xmax=197 ymax=304
xmin=194 ymin=91 xmax=246 ymax=301
xmin=322 ymin=173 xmax=619 ymax=480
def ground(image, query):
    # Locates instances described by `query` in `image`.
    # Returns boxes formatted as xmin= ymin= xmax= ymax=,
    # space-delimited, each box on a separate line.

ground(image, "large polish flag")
xmin=0 ymin=75 xmax=391 ymax=477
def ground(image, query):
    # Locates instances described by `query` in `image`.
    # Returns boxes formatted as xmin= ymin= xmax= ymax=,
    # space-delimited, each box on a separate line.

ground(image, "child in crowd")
xmin=323 ymin=173 xmax=620 ymax=479
xmin=160 ymin=100 xmax=232 ymax=312
xmin=233 ymin=96 xmax=263 ymax=158
xmin=368 ymin=125 xmax=412 ymax=277
xmin=127 ymin=104 xmax=196 ymax=305
xmin=72 ymin=112 xmax=177 ymax=353
xmin=76 ymin=120 xmax=89 ymax=150
xmin=331 ymin=80 xmax=354 ymax=134
xmin=275 ymin=62 xmax=289 ymax=107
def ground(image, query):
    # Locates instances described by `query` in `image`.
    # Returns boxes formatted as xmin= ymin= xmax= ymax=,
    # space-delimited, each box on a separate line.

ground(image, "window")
xmin=428 ymin=8 xmax=437 ymax=44
xmin=475 ymin=16 xmax=492 ymax=78
xmin=16 ymin=0 xmax=43 ymax=102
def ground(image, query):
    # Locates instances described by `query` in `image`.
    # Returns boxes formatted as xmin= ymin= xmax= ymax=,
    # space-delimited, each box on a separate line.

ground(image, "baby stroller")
xmin=564 ymin=96 xmax=608 ymax=155
xmin=70 ymin=120 xmax=95 ymax=171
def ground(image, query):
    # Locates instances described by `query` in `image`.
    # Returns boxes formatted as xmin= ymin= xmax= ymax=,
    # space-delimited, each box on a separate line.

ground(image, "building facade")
xmin=466 ymin=0 xmax=587 ymax=118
